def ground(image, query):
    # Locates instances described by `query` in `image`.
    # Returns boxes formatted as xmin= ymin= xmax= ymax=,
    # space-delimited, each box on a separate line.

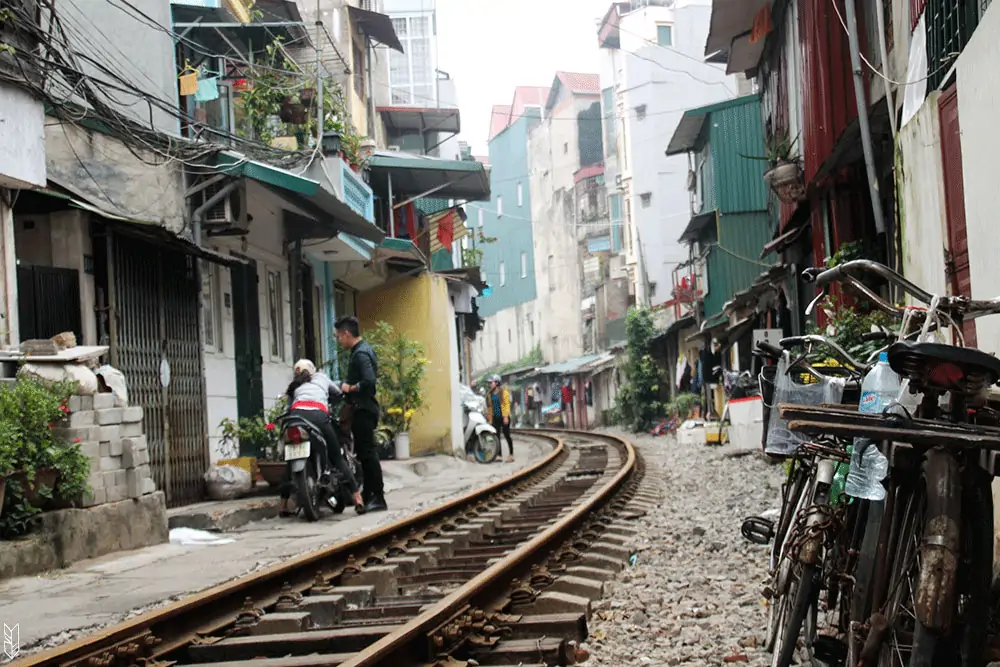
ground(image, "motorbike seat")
xmin=886 ymin=340 xmax=1000 ymax=395
xmin=280 ymin=415 xmax=326 ymax=443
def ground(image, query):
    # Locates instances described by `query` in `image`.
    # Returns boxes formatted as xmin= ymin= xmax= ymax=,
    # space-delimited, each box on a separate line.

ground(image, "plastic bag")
xmin=204 ymin=464 xmax=253 ymax=501
xmin=95 ymin=365 xmax=129 ymax=406
xmin=764 ymin=357 xmax=846 ymax=456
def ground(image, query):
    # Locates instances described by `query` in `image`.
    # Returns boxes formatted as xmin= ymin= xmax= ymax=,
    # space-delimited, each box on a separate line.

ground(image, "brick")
xmin=96 ymin=408 xmax=124 ymax=425
xmin=113 ymin=469 xmax=127 ymax=488
xmin=68 ymin=395 xmax=94 ymax=412
xmin=87 ymin=472 xmax=105 ymax=490
xmin=68 ymin=410 xmax=95 ymax=427
xmin=101 ymin=470 xmax=117 ymax=488
xmin=79 ymin=441 xmax=100 ymax=461
xmin=99 ymin=442 xmax=110 ymax=457
xmin=122 ymin=406 xmax=143 ymax=423
xmin=93 ymin=393 xmax=115 ymax=410
xmin=126 ymin=465 xmax=151 ymax=498
xmin=51 ymin=427 xmax=95 ymax=443
xmin=120 ymin=422 xmax=143 ymax=438
xmin=99 ymin=455 xmax=122 ymax=472
xmin=82 ymin=487 xmax=106 ymax=507
xmin=140 ymin=477 xmax=156 ymax=495
xmin=105 ymin=484 xmax=125 ymax=503
xmin=109 ymin=438 xmax=124 ymax=457
xmin=98 ymin=425 xmax=121 ymax=443
xmin=123 ymin=441 xmax=149 ymax=468
xmin=122 ymin=435 xmax=147 ymax=452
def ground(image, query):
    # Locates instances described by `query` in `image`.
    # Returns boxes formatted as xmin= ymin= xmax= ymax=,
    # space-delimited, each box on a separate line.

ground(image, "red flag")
xmin=437 ymin=209 xmax=456 ymax=251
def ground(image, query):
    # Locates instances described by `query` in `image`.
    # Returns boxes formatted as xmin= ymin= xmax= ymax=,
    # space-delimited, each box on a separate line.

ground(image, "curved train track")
xmin=15 ymin=429 xmax=661 ymax=667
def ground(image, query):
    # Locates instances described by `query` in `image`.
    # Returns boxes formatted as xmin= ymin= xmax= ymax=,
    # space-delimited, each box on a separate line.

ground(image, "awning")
xmin=347 ymin=5 xmax=404 ymax=53
xmin=686 ymin=312 xmax=729 ymax=343
xmin=377 ymin=106 xmax=461 ymax=135
xmin=438 ymin=266 xmax=487 ymax=294
xmin=761 ymin=220 xmax=809 ymax=258
xmin=652 ymin=313 xmax=697 ymax=343
xmin=665 ymin=96 xmax=758 ymax=156
xmin=368 ymin=151 xmax=491 ymax=202
xmin=717 ymin=314 xmax=756 ymax=353
xmin=724 ymin=265 xmax=788 ymax=314
xmin=214 ymin=152 xmax=385 ymax=243
xmin=703 ymin=0 xmax=774 ymax=73
xmin=171 ymin=0 xmax=309 ymax=53
xmin=376 ymin=237 xmax=426 ymax=265
xmin=536 ymin=353 xmax=605 ymax=376
xmin=679 ymin=210 xmax=717 ymax=243
xmin=33 ymin=181 xmax=241 ymax=266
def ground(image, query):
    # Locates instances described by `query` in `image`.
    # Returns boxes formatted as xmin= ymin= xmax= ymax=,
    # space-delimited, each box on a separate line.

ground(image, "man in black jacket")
xmin=335 ymin=316 xmax=387 ymax=513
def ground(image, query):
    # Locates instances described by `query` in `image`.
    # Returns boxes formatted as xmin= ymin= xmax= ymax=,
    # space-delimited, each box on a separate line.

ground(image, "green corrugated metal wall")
xmin=707 ymin=98 xmax=769 ymax=214
xmin=699 ymin=143 xmax=717 ymax=213
xmin=702 ymin=211 xmax=775 ymax=318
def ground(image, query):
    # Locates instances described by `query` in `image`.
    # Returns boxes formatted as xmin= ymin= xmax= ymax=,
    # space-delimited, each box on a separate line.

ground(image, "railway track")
xmin=17 ymin=429 xmax=659 ymax=667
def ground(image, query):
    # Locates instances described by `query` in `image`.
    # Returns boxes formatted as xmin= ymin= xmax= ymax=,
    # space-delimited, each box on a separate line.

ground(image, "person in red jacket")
xmin=560 ymin=380 xmax=575 ymax=429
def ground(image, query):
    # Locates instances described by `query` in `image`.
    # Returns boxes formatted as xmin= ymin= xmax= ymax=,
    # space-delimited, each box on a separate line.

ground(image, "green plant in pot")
xmin=366 ymin=321 xmax=429 ymax=457
xmin=743 ymin=132 xmax=804 ymax=204
xmin=218 ymin=397 xmax=287 ymax=486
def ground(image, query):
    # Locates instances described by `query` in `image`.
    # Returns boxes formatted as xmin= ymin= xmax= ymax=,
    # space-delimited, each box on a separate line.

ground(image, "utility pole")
xmin=314 ymin=0 xmax=324 ymax=146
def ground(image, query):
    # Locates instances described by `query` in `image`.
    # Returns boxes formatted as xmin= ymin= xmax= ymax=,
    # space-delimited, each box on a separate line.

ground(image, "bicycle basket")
xmin=764 ymin=357 xmax=847 ymax=457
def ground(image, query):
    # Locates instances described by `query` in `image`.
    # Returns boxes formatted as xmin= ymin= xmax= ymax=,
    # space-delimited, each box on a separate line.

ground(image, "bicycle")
xmin=792 ymin=259 xmax=1000 ymax=667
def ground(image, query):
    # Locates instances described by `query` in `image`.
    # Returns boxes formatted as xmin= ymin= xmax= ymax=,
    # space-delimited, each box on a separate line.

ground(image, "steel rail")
xmin=14 ymin=434 xmax=567 ymax=667
xmin=338 ymin=428 xmax=637 ymax=667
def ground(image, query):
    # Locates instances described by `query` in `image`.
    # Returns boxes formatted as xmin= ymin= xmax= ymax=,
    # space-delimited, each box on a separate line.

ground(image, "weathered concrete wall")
xmin=470 ymin=301 xmax=541 ymax=374
xmin=897 ymin=92 xmax=949 ymax=303
xmin=0 ymin=491 xmax=168 ymax=580
xmin=45 ymin=122 xmax=186 ymax=233
xmin=0 ymin=82 xmax=46 ymax=189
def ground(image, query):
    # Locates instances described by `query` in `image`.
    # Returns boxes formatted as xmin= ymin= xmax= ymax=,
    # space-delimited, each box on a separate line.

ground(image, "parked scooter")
xmin=460 ymin=384 xmax=500 ymax=463
xmin=278 ymin=396 xmax=362 ymax=521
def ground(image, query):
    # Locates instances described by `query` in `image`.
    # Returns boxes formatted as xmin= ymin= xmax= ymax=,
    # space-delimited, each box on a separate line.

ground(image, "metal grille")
xmin=926 ymin=0 xmax=979 ymax=89
xmin=340 ymin=160 xmax=375 ymax=221
xmin=16 ymin=265 xmax=82 ymax=341
xmin=111 ymin=234 xmax=209 ymax=507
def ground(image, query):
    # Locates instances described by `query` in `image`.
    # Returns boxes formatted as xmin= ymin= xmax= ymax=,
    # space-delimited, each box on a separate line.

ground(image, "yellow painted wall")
xmin=357 ymin=273 xmax=454 ymax=455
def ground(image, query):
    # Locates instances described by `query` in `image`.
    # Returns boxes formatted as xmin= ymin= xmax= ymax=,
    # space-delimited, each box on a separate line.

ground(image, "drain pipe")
xmin=191 ymin=180 xmax=240 ymax=246
xmin=844 ymin=0 xmax=886 ymax=235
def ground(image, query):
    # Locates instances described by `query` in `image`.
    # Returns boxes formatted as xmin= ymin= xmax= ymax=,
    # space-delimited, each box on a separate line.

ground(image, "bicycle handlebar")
xmin=778 ymin=334 xmax=866 ymax=370
xmin=803 ymin=260 xmax=935 ymax=305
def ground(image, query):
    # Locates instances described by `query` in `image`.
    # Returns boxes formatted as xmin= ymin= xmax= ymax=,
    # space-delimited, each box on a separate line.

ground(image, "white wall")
xmin=0 ymin=83 xmax=45 ymax=189
xmin=898 ymin=92 xmax=949 ymax=303
xmin=956 ymin=6 xmax=1000 ymax=352
xmin=614 ymin=1 xmax=735 ymax=306
xmin=471 ymin=301 xmax=541 ymax=373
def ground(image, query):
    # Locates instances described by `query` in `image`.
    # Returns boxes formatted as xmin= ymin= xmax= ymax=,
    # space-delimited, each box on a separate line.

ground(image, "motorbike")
xmin=278 ymin=397 xmax=362 ymax=521
xmin=460 ymin=384 xmax=500 ymax=463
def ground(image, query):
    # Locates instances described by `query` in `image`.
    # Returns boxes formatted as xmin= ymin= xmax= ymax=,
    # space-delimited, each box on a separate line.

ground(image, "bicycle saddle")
xmin=886 ymin=340 xmax=1000 ymax=395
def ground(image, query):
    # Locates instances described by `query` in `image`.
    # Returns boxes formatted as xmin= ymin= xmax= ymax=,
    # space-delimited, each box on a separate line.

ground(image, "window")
xmin=520 ymin=251 xmax=527 ymax=278
xmin=353 ymin=41 xmax=365 ymax=99
xmin=201 ymin=262 xmax=223 ymax=352
xmin=478 ymin=208 xmax=484 ymax=227
xmin=499 ymin=261 xmax=506 ymax=286
xmin=640 ymin=192 xmax=652 ymax=208
xmin=266 ymin=269 xmax=284 ymax=360
xmin=656 ymin=23 xmax=673 ymax=46
xmin=497 ymin=196 xmax=503 ymax=217
xmin=635 ymin=104 xmax=647 ymax=120
xmin=517 ymin=181 xmax=523 ymax=207
xmin=548 ymin=254 xmax=555 ymax=291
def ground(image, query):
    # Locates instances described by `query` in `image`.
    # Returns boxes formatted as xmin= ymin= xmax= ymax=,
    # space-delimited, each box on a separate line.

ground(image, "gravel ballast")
xmin=583 ymin=428 xmax=784 ymax=666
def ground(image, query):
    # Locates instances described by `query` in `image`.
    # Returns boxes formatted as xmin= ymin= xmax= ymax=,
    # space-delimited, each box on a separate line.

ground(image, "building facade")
xmin=598 ymin=0 xmax=737 ymax=310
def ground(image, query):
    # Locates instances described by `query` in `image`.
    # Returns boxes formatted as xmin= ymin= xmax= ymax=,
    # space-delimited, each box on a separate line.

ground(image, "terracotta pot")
xmin=257 ymin=461 xmax=286 ymax=488
xmin=350 ymin=163 xmax=360 ymax=173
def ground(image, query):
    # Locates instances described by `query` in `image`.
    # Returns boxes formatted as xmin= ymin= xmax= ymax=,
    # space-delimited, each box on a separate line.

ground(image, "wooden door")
xmin=939 ymin=84 xmax=977 ymax=347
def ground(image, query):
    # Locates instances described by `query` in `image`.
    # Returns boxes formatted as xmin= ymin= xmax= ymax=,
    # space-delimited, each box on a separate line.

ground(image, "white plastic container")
xmin=394 ymin=431 xmax=411 ymax=460
xmin=845 ymin=352 xmax=900 ymax=501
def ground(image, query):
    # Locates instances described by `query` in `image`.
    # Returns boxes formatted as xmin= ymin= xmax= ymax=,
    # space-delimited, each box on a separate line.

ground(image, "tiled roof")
xmin=488 ymin=104 xmax=512 ymax=141
xmin=555 ymin=71 xmax=601 ymax=94
xmin=511 ymin=86 xmax=551 ymax=118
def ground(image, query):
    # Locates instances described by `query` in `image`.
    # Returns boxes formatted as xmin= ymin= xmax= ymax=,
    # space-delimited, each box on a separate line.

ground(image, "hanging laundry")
xmin=178 ymin=71 xmax=198 ymax=96
xmin=194 ymin=76 xmax=220 ymax=102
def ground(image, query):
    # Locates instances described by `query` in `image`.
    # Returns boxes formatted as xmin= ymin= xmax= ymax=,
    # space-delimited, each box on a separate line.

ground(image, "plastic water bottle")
xmin=844 ymin=352 xmax=899 ymax=501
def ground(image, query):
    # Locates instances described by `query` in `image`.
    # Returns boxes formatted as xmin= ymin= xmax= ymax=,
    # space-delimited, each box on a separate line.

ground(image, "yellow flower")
xmin=404 ymin=409 xmax=416 ymax=421
xmin=387 ymin=407 xmax=403 ymax=415
xmin=417 ymin=358 xmax=431 ymax=365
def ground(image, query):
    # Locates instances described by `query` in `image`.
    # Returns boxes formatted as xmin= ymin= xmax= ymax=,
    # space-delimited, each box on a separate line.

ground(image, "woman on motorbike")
xmin=278 ymin=359 xmax=364 ymax=516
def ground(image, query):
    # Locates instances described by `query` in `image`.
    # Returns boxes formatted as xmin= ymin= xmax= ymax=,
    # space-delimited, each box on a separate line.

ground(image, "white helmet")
xmin=294 ymin=359 xmax=317 ymax=376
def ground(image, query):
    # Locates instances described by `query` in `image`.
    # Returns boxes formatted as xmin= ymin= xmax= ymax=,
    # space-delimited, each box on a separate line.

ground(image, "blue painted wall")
xmin=471 ymin=108 xmax=541 ymax=318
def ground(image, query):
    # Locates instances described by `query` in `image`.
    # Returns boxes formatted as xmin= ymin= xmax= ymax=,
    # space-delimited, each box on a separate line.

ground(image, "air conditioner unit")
xmin=200 ymin=180 xmax=249 ymax=237
xmin=387 ymin=145 xmax=401 ymax=152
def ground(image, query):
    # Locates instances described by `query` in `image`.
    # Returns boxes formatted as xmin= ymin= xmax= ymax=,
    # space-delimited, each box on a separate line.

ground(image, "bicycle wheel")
xmin=766 ymin=459 xmax=811 ymax=652
xmin=772 ymin=563 xmax=819 ymax=667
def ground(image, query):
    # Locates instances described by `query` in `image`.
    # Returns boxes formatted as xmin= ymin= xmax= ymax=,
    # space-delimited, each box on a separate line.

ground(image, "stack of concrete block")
xmin=54 ymin=392 xmax=158 ymax=507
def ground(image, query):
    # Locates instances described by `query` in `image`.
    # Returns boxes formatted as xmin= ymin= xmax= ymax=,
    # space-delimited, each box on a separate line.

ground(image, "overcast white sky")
xmin=436 ymin=0 xmax=612 ymax=155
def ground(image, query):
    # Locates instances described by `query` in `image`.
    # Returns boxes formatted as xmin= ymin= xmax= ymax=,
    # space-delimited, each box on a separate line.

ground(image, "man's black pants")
xmin=352 ymin=409 xmax=384 ymax=501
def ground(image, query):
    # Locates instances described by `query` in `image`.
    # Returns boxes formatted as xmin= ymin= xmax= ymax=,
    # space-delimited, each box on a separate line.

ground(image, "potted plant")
xmin=743 ymin=133 xmax=805 ymax=204
xmin=280 ymin=94 xmax=308 ymax=125
xmin=368 ymin=322 xmax=429 ymax=460
xmin=218 ymin=397 xmax=287 ymax=487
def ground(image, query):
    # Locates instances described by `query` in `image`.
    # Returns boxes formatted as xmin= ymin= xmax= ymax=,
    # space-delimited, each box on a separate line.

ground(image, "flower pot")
xmin=763 ymin=161 xmax=805 ymax=204
xmin=350 ymin=163 xmax=360 ymax=173
xmin=257 ymin=461 xmax=286 ymax=488
xmin=300 ymin=87 xmax=315 ymax=102
xmin=279 ymin=102 xmax=308 ymax=125
xmin=394 ymin=431 xmax=411 ymax=461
